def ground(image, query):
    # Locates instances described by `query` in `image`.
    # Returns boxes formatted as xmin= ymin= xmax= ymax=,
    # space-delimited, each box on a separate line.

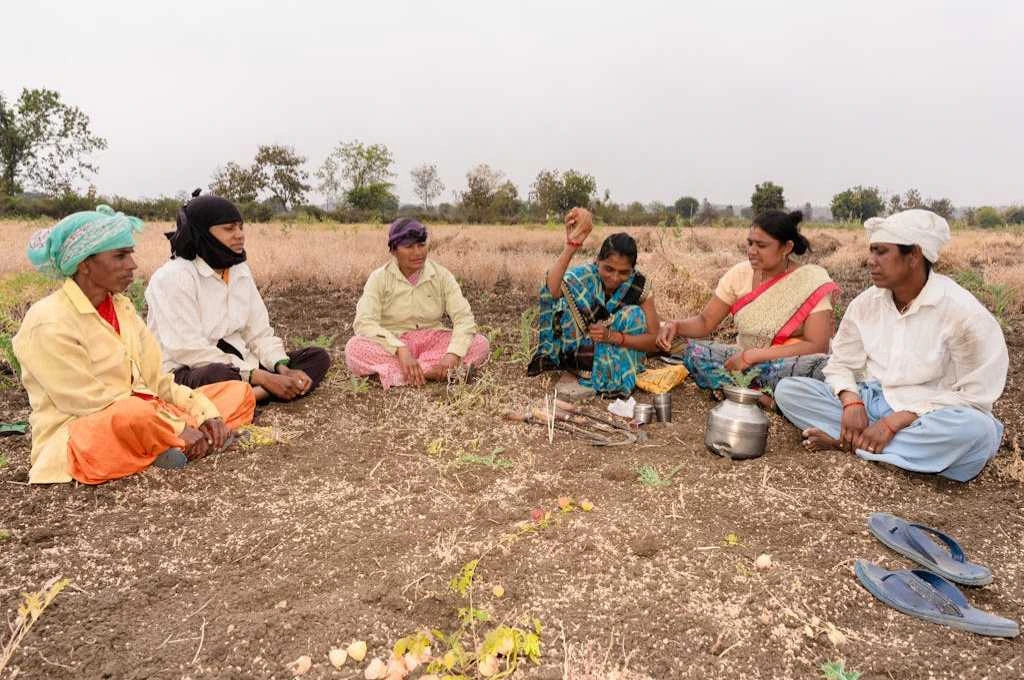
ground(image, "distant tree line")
xmin=2 ymin=87 xmax=1022 ymax=228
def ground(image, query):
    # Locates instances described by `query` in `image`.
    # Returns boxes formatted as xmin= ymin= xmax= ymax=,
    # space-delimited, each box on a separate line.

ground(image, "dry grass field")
xmin=1 ymin=219 xmax=1023 ymax=679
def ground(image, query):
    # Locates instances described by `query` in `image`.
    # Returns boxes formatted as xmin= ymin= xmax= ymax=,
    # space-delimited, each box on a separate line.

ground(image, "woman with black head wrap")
xmin=145 ymin=190 xmax=331 ymax=402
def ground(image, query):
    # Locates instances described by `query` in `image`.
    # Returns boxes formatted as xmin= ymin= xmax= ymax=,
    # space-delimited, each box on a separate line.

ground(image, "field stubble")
xmin=0 ymin=220 xmax=1023 ymax=679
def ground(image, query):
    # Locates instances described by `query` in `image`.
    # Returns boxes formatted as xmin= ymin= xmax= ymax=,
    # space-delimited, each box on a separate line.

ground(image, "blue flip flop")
xmin=867 ymin=512 xmax=992 ymax=586
xmin=855 ymin=560 xmax=1019 ymax=638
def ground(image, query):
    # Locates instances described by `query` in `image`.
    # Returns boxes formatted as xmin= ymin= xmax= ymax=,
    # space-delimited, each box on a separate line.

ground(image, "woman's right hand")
xmin=656 ymin=320 xmax=677 ymax=352
xmin=397 ymin=347 xmax=425 ymax=386
xmin=565 ymin=207 xmax=593 ymax=245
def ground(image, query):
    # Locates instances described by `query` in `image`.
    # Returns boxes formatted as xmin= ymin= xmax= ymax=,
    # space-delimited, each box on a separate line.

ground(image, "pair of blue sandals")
xmin=856 ymin=513 xmax=1019 ymax=638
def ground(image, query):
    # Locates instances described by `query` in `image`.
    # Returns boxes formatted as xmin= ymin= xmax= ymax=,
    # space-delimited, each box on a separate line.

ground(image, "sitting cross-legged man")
xmin=774 ymin=210 xmax=1008 ymax=482
xmin=15 ymin=205 xmax=255 ymax=484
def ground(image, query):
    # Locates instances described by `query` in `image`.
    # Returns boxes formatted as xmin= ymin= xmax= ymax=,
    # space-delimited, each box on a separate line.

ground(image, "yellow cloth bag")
xmin=636 ymin=364 xmax=689 ymax=394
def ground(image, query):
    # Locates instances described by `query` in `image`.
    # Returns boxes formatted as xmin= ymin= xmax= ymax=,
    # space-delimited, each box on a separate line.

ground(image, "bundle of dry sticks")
xmin=503 ymin=397 xmax=637 ymax=446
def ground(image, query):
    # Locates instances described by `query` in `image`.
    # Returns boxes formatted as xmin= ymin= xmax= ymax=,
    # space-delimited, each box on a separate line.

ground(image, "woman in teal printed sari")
xmin=527 ymin=208 xmax=661 ymax=396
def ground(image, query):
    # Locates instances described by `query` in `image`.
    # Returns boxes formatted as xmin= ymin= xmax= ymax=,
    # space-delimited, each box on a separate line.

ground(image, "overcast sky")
xmin=3 ymin=0 xmax=1022 ymax=207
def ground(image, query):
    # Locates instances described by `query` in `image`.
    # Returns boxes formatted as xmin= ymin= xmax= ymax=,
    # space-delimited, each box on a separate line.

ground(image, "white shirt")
xmin=823 ymin=273 xmax=1008 ymax=415
xmin=145 ymin=257 xmax=288 ymax=378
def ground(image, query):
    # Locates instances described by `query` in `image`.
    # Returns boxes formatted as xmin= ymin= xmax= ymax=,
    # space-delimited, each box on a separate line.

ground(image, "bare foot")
xmin=758 ymin=394 xmax=776 ymax=411
xmin=422 ymin=365 xmax=448 ymax=381
xmin=801 ymin=428 xmax=842 ymax=452
xmin=252 ymin=386 xmax=270 ymax=402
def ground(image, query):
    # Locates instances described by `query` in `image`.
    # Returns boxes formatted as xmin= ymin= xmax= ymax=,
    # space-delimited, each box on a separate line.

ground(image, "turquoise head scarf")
xmin=27 ymin=205 xmax=144 ymax=277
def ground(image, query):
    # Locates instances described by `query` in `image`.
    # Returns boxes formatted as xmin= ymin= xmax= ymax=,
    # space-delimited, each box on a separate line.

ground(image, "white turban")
xmin=864 ymin=209 xmax=951 ymax=263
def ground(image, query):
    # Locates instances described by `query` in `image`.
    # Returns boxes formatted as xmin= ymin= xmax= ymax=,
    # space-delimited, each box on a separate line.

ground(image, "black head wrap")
xmin=165 ymin=189 xmax=246 ymax=269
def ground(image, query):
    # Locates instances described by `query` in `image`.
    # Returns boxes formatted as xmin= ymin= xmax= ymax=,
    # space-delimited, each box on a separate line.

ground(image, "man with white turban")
xmin=773 ymin=210 xmax=1008 ymax=482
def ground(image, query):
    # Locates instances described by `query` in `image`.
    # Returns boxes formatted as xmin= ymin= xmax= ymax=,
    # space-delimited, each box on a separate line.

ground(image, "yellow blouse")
xmin=13 ymin=279 xmax=220 ymax=483
xmin=352 ymin=259 xmax=478 ymax=357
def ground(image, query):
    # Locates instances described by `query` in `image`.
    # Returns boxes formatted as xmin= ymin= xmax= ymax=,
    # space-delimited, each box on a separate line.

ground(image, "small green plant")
xmin=727 ymin=365 xmax=761 ymax=389
xmin=635 ymin=463 xmax=683 ymax=487
xmin=0 ymin=453 xmax=8 ymax=469
xmin=0 ymin=332 xmax=19 ymax=378
xmin=511 ymin=306 xmax=539 ymax=363
xmin=290 ymin=334 xmax=335 ymax=349
xmin=0 ymin=529 xmax=9 ymax=541
xmin=457 ymin=446 xmax=514 ymax=469
xmin=479 ymin=324 xmax=506 ymax=361
xmin=821 ymin=660 xmax=861 ymax=680
xmin=343 ymin=375 xmax=370 ymax=394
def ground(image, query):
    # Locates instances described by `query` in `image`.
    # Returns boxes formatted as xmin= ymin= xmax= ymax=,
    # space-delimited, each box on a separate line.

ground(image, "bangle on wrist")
xmin=741 ymin=350 xmax=752 ymax=365
xmin=566 ymin=239 xmax=583 ymax=247
xmin=617 ymin=332 xmax=625 ymax=347
xmin=880 ymin=418 xmax=898 ymax=435
xmin=842 ymin=400 xmax=865 ymax=410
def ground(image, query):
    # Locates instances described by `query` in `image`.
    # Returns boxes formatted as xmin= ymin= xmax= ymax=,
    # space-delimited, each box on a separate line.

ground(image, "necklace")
xmin=895 ymin=296 xmax=916 ymax=314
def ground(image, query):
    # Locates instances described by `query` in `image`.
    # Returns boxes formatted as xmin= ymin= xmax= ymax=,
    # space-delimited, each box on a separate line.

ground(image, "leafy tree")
xmin=410 ymin=163 xmax=445 ymax=209
xmin=674 ymin=196 xmax=699 ymax=218
xmin=925 ymin=197 xmax=955 ymax=219
xmin=318 ymin=140 xmax=395 ymax=206
xmin=830 ymin=185 xmax=885 ymax=221
xmin=461 ymin=164 xmax=508 ymax=222
xmin=0 ymin=88 xmax=107 ymax=194
xmin=750 ymin=181 xmax=785 ymax=215
xmin=695 ymin=198 xmax=719 ymax=224
xmin=251 ymin=144 xmax=310 ymax=209
xmin=559 ymin=170 xmax=596 ymax=211
xmin=802 ymin=202 xmax=813 ymax=220
xmin=889 ymin=188 xmax=924 ymax=213
xmin=209 ymin=161 xmax=261 ymax=203
xmin=490 ymin=180 xmax=521 ymax=221
xmin=887 ymin=189 xmax=953 ymax=218
xmin=975 ymin=206 xmax=1004 ymax=228
xmin=347 ymin=183 xmax=399 ymax=211
xmin=1004 ymin=206 xmax=1024 ymax=224
xmin=529 ymin=168 xmax=596 ymax=215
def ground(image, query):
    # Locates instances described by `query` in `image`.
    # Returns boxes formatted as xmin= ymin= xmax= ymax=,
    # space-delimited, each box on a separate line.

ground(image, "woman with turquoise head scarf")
xmin=14 ymin=205 xmax=255 ymax=485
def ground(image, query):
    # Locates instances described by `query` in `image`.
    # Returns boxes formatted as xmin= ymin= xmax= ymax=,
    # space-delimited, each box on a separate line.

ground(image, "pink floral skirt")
xmin=344 ymin=330 xmax=490 ymax=389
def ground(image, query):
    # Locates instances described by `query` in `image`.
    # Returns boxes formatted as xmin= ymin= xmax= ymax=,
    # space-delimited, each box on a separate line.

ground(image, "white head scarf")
xmin=863 ymin=209 xmax=951 ymax=263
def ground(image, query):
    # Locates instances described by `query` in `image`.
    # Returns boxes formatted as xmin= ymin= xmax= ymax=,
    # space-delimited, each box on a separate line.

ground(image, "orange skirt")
xmin=67 ymin=381 xmax=255 ymax=485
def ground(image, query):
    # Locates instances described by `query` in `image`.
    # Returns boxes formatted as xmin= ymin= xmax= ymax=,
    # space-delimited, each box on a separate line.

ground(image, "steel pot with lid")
xmin=704 ymin=384 xmax=769 ymax=460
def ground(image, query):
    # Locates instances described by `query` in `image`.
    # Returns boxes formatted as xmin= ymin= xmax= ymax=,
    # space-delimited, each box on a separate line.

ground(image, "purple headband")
xmin=387 ymin=218 xmax=427 ymax=250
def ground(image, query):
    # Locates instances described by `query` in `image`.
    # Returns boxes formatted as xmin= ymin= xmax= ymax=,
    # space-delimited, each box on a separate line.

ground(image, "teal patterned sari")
xmin=533 ymin=263 xmax=650 ymax=395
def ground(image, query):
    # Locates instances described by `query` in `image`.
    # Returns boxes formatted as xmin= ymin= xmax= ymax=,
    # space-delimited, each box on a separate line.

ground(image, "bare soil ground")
xmin=2 ymin=224 xmax=1024 ymax=680
xmin=2 ymin=234 xmax=1023 ymax=679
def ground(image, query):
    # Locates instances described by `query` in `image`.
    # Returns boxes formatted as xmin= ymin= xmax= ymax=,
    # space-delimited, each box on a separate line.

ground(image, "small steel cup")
xmin=653 ymin=393 xmax=672 ymax=422
xmin=633 ymin=403 xmax=655 ymax=425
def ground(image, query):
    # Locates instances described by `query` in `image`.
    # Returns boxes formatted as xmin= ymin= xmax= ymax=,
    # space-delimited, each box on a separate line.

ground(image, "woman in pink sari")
xmin=656 ymin=210 xmax=839 ymax=399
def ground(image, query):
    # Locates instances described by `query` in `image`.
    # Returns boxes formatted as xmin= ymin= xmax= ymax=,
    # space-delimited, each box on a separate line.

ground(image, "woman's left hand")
xmin=724 ymin=350 xmax=754 ymax=371
xmin=278 ymin=366 xmax=313 ymax=394
xmin=589 ymin=324 xmax=611 ymax=343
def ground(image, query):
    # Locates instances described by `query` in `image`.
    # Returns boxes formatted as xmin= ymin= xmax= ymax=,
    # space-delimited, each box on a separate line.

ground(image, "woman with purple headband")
xmin=344 ymin=219 xmax=490 ymax=388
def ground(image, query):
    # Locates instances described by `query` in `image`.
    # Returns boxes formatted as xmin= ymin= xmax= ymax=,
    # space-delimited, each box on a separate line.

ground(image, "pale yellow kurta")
xmin=352 ymin=259 xmax=478 ymax=357
xmin=13 ymin=279 xmax=220 ymax=483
